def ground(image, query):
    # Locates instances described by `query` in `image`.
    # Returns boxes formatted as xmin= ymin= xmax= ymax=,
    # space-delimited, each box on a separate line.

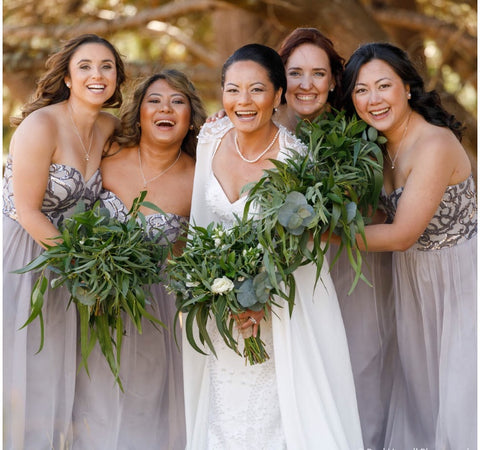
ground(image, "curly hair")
xmin=11 ymin=34 xmax=126 ymax=127
xmin=342 ymin=42 xmax=463 ymax=141
xmin=278 ymin=27 xmax=345 ymax=110
xmin=111 ymin=70 xmax=207 ymax=159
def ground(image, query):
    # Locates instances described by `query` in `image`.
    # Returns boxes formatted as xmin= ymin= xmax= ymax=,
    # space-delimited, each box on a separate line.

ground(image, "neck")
xmin=138 ymin=142 xmax=182 ymax=169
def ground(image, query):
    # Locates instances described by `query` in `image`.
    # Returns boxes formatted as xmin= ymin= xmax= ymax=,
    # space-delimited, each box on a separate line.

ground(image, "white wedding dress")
xmin=183 ymin=117 xmax=364 ymax=450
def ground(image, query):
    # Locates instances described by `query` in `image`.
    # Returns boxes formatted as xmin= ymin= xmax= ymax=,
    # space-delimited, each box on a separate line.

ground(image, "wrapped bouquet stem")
xmin=14 ymin=192 xmax=171 ymax=388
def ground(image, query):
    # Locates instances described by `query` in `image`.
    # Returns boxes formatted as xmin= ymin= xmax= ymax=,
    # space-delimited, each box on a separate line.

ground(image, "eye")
xmin=287 ymin=70 xmax=301 ymax=77
xmin=354 ymin=87 xmax=367 ymax=95
xmin=148 ymin=99 xmax=160 ymax=104
xmin=379 ymin=83 xmax=391 ymax=90
xmin=173 ymin=99 xmax=186 ymax=104
xmin=251 ymin=87 xmax=265 ymax=93
xmin=225 ymin=87 xmax=238 ymax=93
xmin=102 ymin=64 xmax=114 ymax=70
xmin=79 ymin=64 xmax=91 ymax=70
xmin=313 ymin=71 xmax=326 ymax=78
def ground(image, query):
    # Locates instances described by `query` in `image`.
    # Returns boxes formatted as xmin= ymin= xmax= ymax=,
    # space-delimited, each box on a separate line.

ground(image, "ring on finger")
xmin=248 ymin=316 xmax=257 ymax=325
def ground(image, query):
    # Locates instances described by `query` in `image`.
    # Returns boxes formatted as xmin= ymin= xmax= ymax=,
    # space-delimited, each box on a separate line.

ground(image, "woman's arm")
xmin=357 ymin=131 xmax=466 ymax=252
xmin=10 ymin=111 xmax=62 ymax=247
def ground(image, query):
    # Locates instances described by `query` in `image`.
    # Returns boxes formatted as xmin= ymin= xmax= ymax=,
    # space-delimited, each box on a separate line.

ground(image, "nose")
xmin=299 ymin=74 xmax=313 ymax=89
xmin=368 ymin=89 xmax=382 ymax=104
xmin=238 ymin=89 xmax=252 ymax=104
xmin=159 ymin=101 xmax=172 ymax=112
xmin=91 ymin=66 xmax=103 ymax=79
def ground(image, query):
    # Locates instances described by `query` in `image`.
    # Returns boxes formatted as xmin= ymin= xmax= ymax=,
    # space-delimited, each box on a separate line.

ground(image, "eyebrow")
xmin=355 ymin=76 xmax=392 ymax=86
xmin=147 ymin=92 xmax=187 ymax=99
xmin=287 ymin=66 xmax=327 ymax=71
xmin=225 ymin=81 xmax=267 ymax=87
xmin=75 ymin=58 xmax=115 ymax=65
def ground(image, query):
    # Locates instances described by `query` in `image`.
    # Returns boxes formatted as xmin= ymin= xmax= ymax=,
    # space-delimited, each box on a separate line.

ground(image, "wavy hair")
xmin=11 ymin=34 xmax=126 ymax=127
xmin=112 ymin=70 xmax=206 ymax=159
xmin=342 ymin=42 xmax=463 ymax=140
xmin=278 ymin=27 xmax=345 ymax=110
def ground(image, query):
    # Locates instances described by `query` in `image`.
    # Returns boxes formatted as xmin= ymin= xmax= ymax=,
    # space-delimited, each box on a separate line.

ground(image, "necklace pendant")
xmin=391 ymin=164 xmax=394 ymax=169
xmin=85 ymin=155 xmax=90 ymax=161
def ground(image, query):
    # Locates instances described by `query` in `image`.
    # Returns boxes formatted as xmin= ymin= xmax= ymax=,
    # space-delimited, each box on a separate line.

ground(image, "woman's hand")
xmin=205 ymin=109 xmax=226 ymax=123
xmin=233 ymin=309 xmax=265 ymax=338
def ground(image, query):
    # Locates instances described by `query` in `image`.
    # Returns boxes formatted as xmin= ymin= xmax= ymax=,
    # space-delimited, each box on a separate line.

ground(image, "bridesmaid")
xmin=342 ymin=42 xmax=477 ymax=450
xmin=72 ymin=70 xmax=206 ymax=450
xmin=3 ymin=34 xmax=125 ymax=449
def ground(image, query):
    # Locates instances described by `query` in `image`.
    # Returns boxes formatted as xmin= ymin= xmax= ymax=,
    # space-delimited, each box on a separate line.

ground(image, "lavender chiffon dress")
xmin=72 ymin=189 xmax=187 ymax=450
xmin=3 ymin=158 xmax=102 ymax=450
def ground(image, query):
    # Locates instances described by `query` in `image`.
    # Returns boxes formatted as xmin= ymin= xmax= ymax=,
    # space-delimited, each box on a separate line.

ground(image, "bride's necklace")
xmin=234 ymin=128 xmax=280 ymax=164
xmin=386 ymin=110 xmax=412 ymax=170
xmin=138 ymin=147 xmax=182 ymax=187
xmin=68 ymin=103 xmax=95 ymax=161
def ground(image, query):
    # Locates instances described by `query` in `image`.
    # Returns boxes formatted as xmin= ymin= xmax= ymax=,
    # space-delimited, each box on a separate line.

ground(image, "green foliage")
xmin=246 ymin=111 xmax=384 ymax=293
xmin=14 ymin=191 xmax=171 ymax=389
xmin=167 ymin=216 xmax=294 ymax=365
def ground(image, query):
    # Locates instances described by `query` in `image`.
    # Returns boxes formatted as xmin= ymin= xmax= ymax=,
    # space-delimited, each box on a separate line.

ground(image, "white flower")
xmin=211 ymin=276 xmax=234 ymax=294
xmin=186 ymin=281 xmax=200 ymax=287
xmin=214 ymin=238 xmax=222 ymax=247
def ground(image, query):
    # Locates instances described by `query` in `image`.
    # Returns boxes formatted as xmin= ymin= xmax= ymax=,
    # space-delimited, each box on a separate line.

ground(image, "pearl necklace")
xmin=68 ymin=103 xmax=94 ymax=161
xmin=138 ymin=147 xmax=182 ymax=187
xmin=234 ymin=128 xmax=280 ymax=164
xmin=386 ymin=110 xmax=412 ymax=170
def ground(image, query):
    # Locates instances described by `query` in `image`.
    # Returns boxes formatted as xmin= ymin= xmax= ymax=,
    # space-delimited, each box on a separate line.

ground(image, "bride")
xmin=183 ymin=43 xmax=364 ymax=449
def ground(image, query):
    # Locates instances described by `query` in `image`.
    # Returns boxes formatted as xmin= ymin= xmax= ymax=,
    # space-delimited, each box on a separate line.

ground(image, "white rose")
xmin=211 ymin=276 xmax=234 ymax=294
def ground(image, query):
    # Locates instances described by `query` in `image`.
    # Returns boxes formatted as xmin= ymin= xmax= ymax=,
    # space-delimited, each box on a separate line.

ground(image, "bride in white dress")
xmin=183 ymin=43 xmax=363 ymax=450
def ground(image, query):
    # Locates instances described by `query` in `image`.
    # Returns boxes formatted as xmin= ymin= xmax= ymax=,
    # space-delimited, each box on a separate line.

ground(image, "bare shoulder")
xmin=96 ymin=111 xmax=120 ymax=137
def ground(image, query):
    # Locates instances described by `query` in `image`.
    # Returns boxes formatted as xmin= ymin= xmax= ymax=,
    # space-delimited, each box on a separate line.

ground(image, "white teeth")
xmin=297 ymin=95 xmax=315 ymax=101
xmin=370 ymin=108 xmax=389 ymax=116
xmin=155 ymin=120 xmax=175 ymax=126
xmin=88 ymin=84 xmax=105 ymax=90
xmin=236 ymin=111 xmax=256 ymax=116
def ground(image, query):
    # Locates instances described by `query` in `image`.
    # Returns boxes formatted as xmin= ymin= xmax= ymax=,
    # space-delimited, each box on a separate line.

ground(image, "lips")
xmin=154 ymin=119 xmax=175 ymax=127
xmin=235 ymin=111 xmax=257 ymax=118
xmin=370 ymin=107 xmax=390 ymax=117
xmin=296 ymin=94 xmax=316 ymax=101
xmin=87 ymin=84 xmax=107 ymax=93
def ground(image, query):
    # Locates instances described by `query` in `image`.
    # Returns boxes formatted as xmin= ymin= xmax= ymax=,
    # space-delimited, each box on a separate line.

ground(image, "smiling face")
xmin=352 ymin=58 xmax=411 ymax=136
xmin=64 ymin=43 xmax=117 ymax=106
xmin=139 ymin=78 xmax=192 ymax=147
xmin=284 ymin=43 xmax=335 ymax=120
xmin=222 ymin=60 xmax=282 ymax=134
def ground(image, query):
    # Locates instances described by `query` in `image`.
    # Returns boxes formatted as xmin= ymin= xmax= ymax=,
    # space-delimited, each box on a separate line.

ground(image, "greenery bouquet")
xmin=167 ymin=216 xmax=295 ymax=365
xmin=14 ymin=192 xmax=170 ymax=388
xmin=245 ymin=111 xmax=385 ymax=293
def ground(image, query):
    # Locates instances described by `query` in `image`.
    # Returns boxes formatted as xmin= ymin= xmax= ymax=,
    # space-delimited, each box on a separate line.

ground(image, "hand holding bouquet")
xmin=14 ymin=192 xmax=170 ymax=388
xmin=167 ymin=216 xmax=295 ymax=365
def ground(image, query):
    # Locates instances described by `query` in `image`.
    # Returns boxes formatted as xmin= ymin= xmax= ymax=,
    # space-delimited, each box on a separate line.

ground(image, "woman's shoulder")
xmin=279 ymin=125 xmax=307 ymax=153
xmin=198 ymin=116 xmax=233 ymax=142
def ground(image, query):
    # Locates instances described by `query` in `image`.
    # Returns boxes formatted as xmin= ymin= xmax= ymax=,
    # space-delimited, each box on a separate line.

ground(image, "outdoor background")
xmin=3 ymin=0 xmax=477 ymax=170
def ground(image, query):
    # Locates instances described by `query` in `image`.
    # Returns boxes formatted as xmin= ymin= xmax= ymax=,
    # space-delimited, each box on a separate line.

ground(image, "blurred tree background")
xmin=3 ymin=0 xmax=477 ymax=166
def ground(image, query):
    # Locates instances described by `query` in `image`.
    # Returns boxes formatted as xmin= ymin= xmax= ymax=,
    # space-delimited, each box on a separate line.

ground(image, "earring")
xmin=274 ymin=107 xmax=278 ymax=113
xmin=330 ymin=87 xmax=334 ymax=92
xmin=407 ymin=92 xmax=411 ymax=99
xmin=189 ymin=124 xmax=194 ymax=130
xmin=66 ymin=82 xmax=71 ymax=88
xmin=136 ymin=122 xmax=141 ymax=128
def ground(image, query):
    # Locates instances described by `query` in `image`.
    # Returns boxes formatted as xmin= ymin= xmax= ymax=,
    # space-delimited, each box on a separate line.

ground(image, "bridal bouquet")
xmin=167 ymin=216 xmax=294 ymax=365
xmin=15 ymin=192 xmax=170 ymax=388
xmin=245 ymin=111 xmax=385 ymax=293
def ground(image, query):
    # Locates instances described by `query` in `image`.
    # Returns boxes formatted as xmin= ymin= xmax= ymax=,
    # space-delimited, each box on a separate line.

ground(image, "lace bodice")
xmin=99 ymin=189 xmax=188 ymax=246
xmin=380 ymin=175 xmax=477 ymax=251
xmin=2 ymin=157 xmax=102 ymax=228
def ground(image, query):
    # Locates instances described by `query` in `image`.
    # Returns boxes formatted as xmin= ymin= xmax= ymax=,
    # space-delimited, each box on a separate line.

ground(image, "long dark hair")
xmin=112 ymin=70 xmax=206 ymax=159
xmin=11 ymin=34 xmax=126 ymax=127
xmin=278 ymin=27 xmax=345 ymax=110
xmin=221 ymin=43 xmax=287 ymax=104
xmin=342 ymin=42 xmax=463 ymax=140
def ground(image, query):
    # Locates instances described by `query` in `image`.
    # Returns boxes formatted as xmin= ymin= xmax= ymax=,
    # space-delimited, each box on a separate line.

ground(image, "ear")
xmin=274 ymin=88 xmax=283 ymax=109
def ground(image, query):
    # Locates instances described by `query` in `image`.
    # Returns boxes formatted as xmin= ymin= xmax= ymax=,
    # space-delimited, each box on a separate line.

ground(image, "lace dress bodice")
xmin=99 ymin=189 xmax=188 ymax=246
xmin=3 ymin=157 xmax=102 ymax=228
xmin=380 ymin=175 xmax=477 ymax=251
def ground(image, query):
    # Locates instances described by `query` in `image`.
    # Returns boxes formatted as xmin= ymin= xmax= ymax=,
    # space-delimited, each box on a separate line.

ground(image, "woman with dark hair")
xmin=3 ymin=34 xmax=126 ymax=449
xmin=72 ymin=70 xmax=206 ymax=450
xmin=342 ymin=42 xmax=476 ymax=449
xmin=183 ymin=43 xmax=363 ymax=449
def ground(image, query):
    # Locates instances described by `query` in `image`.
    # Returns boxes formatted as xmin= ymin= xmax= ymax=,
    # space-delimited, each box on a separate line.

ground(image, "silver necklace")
xmin=138 ymin=147 xmax=182 ymax=187
xmin=234 ymin=128 xmax=280 ymax=164
xmin=387 ymin=111 xmax=412 ymax=170
xmin=68 ymin=103 xmax=94 ymax=161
